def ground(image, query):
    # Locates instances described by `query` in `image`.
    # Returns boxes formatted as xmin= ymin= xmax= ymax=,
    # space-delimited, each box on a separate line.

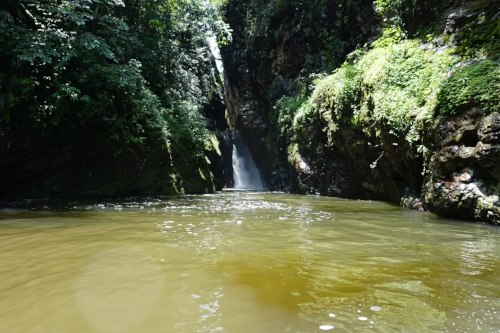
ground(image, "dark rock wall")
xmin=423 ymin=110 xmax=500 ymax=224
xmin=221 ymin=0 xmax=379 ymax=186
xmin=203 ymin=89 xmax=234 ymax=189
xmin=291 ymin=117 xmax=423 ymax=203
xmin=221 ymin=0 xmax=499 ymax=224
xmin=0 ymin=87 xmax=230 ymax=199
xmin=0 ymin=124 xmax=177 ymax=198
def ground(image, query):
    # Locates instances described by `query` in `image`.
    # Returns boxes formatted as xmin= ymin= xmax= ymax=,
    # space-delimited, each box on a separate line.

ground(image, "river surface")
xmin=0 ymin=192 xmax=498 ymax=333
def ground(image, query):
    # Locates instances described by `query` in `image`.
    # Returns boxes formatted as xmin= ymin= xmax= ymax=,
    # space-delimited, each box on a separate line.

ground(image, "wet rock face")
xmin=221 ymin=0 xmax=497 ymax=224
xmin=423 ymin=111 xmax=500 ymax=225
xmin=220 ymin=0 xmax=379 ymax=185
xmin=203 ymin=90 xmax=233 ymax=189
xmin=290 ymin=115 xmax=423 ymax=204
xmin=442 ymin=0 xmax=489 ymax=34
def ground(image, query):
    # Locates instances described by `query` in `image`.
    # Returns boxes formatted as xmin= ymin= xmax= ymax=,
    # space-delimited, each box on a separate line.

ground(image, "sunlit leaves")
xmin=436 ymin=60 xmax=500 ymax=115
xmin=1 ymin=0 xmax=224 ymax=160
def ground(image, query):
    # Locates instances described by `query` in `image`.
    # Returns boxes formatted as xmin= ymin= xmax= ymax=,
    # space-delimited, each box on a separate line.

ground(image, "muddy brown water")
xmin=0 ymin=192 xmax=498 ymax=332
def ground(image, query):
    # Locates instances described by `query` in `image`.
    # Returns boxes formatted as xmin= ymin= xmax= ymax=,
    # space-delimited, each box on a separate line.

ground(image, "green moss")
xmin=436 ymin=60 xmax=500 ymax=116
xmin=361 ymin=41 xmax=454 ymax=131
xmin=455 ymin=14 xmax=500 ymax=59
xmin=310 ymin=63 xmax=362 ymax=118
xmin=287 ymin=142 xmax=301 ymax=167
xmin=206 ymin=132 xmax=221 ymax=156
xmin=293 ymin=40 xmax=455 ymax=147
xmin=275 ymin=95 xmax=307 ymax=139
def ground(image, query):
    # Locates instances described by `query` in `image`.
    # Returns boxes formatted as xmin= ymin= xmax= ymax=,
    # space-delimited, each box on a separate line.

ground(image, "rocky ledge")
xmin=423 ymin=111 xmax=500 ymax=225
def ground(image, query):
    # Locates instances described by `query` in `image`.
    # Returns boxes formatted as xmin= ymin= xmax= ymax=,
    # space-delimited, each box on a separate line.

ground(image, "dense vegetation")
xmin=281 ymin=0 xmax=499 ymax=167
xmin=220 ymin=0 xmax=499 ymax=223
xmin=0 ymin=0 xmax=229 ymax=197
xmin=1 ymin=0 xmax=498 ymax=222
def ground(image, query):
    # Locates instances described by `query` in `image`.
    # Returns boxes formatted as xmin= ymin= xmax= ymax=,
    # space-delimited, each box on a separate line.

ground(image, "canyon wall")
xmin=221 ymin=0 xmax=499 ymax=224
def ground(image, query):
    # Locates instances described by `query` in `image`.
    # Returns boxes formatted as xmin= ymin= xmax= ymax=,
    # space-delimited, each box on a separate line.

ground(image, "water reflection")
xmin=74 ymin=247 xmax=163 ymax=333
xmin=0 ymin=192 xmax=498 ymax=333
xmin=459 ymin=237 xmax=496 ymax=276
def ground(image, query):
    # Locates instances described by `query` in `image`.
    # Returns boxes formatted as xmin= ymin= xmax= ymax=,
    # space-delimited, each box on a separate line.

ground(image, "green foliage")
xmin=278 ymin=0 xmax=499 ymax=181
xmin=373 ymin=0 xmax=425 ymax=48
xmin=436 ymin=60 xmax=500 ymax=115
xmin=374 ymin=0 xmax=412 ymax=28
xmin=291 ymin=64 xmax=362 ymax=145
xmin=302 ymin=41 xmax=452 ymax=129
xmin=0 ymin=0 xmax=226 ymax=192
xmin=236 ymin=0 xmax=357 ymax=79
xmin=455 ymin=15 xmax=500 ymax=59
xmin=373 ymin=0 xmax=447 ymax=39
xmin=374 ymin=0 xmax=403 ymax=19
xmin=275 ymin=95 xmax=307 ymax=140
xmin=359 ymin=41 xmax=454 ymax=131
xmin=372 ymin=25 xmax=407 ymax=47
xmin=294 ymin=41 xmax=455 ymax=154
xmin=373 ymin=0 xmax=418 ymax=19
xmin=310 ymin=64 xmax=362 ymax=119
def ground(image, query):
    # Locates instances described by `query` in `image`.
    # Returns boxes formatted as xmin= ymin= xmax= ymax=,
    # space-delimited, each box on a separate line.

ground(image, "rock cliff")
xmin=221 ymin=0 xmax=499 ymax=224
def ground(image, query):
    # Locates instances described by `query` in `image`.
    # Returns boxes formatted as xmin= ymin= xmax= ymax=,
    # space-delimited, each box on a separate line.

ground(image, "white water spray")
xmin=232 ymin=137 xmax=264 ymax=189
xmin=208 ymin=33 xmax=264 ymax=190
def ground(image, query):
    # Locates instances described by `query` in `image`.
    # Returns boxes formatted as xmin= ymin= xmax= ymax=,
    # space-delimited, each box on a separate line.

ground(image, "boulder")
xmin=423 ymin=111 xmax=500 ymax=224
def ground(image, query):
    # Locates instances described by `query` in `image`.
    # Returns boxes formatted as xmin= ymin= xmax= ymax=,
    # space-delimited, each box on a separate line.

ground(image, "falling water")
xmin=232 ymin=136 xmax=264 ymax=189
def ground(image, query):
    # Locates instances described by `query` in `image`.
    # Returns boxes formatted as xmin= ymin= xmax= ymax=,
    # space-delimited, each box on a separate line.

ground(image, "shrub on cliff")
xmin=292 ymin=0 xmax=498 ymax=144
xmin=436 ymin=60 xmax=500 ymax=116
xmin=292 ymin=40 xmax=455 ymax=149
xmin=0 ymin=0 xmax=226 ymax=196
xmin=357 ymin=41 xmax=454 ymax=134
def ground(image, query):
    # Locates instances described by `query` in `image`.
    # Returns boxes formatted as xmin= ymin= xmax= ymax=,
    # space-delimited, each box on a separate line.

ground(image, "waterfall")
xmin=209 ymin=34 xmax=264 ymax=190
xmin=232 ymin=136 xmax=264 ymax=189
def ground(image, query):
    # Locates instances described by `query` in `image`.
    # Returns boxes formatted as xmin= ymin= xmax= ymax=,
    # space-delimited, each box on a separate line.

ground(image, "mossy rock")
xmin=436 ymin=60 xmax=500 ymax=116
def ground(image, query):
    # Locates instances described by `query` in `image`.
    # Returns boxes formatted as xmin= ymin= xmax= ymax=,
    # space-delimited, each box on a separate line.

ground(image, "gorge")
xmin=0 ymin=0 xmax=498 ymax=223
xmin=0 ymin=1 xmax=499 ymax=332
xmin=219 ymin=0 xmax=499 ymax=225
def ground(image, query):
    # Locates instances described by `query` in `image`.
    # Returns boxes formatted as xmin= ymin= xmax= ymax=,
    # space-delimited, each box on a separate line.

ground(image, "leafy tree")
xmin=0 ymin=0 xmax=227 ymax=195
